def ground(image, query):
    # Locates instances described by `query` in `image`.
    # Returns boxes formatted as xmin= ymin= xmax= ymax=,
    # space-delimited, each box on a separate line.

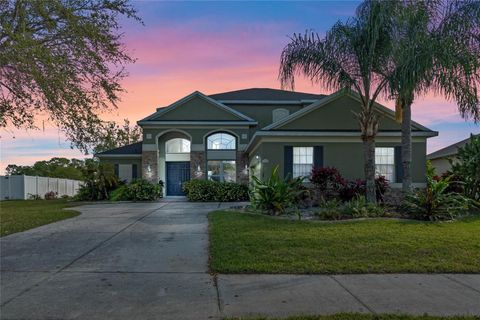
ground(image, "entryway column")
xmin=142 ymin=151 xmax=158 ymax=183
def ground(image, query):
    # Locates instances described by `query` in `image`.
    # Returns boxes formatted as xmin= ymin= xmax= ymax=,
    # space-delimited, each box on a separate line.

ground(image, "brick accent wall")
xmin=236 ymin=151 xmax=249 ymax=184
xmin=142 ymin=151 xmax=158 ymax=183
xmin=190 ymin=151 xmax=205 ymax=180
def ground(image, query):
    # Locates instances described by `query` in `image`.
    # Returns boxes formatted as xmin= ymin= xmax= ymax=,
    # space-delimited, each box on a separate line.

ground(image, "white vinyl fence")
xmin=0 ymin=175 xmax=83 ymax=200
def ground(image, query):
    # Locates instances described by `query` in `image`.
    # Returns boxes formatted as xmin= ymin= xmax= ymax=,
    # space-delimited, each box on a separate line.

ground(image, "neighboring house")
xmin=427 ymin=134 xmax=478 ymax=175
xmin=96 ymin=88 xmax=438 ymax=196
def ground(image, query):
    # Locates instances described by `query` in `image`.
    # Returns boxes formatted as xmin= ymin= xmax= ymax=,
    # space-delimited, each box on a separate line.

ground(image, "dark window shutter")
xmin=114 ymin=164 xmax=119 ymax=178
xmin=132 ymin=164 xmax=138 ymax=180
xmin=394 ymin=146 xmax=403 ymax=183
xmin=313 ymin=146 xmax=324 ymax=168
xmin=284 ymin=146 xmax=293 ymax=178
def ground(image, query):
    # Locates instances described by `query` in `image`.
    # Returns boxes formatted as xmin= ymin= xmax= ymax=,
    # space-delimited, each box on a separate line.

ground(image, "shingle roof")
xmin=96 ymin=141 xmax=142 ymax=156
xmin=209 ymin=88 xmax=326 ymax=101
xmin=427 ymin=134 xmax=478 ymax=160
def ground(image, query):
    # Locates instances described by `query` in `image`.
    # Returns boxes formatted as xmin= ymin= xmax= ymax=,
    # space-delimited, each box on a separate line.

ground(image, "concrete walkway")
xmin=1 ymin=201 xmax=479 ymax=319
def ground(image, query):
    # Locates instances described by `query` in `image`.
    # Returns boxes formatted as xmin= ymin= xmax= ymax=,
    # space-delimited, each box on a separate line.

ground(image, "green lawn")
xmin=228 ymin=313 xmax=480 ymax=320
xmin=0 ymin=200 xmax=80 ymax=237
xmin=227 ymin=314 xmax=478 ymax=320
xmin=209 ymin=211 xmax=480 ymax=274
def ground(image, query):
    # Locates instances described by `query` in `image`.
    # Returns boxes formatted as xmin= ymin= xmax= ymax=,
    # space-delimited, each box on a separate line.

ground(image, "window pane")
xmin=207 ymin=133 xmax=236 ymax=150
xmin=166 ymin=138 xmax=190 ymax=153
xmin=375 ymin=147 xmax=395 ymax=181
xmin=292 ymin=147 xmax=313 ymax=178
xmin=207 ymin=161 xmax=221 ymax=181
xmin=223 ymin=161 xmax=236 ymax=182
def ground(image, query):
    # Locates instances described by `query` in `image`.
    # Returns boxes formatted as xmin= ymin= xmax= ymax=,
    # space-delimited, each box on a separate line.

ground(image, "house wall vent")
xmin=272 ymin=108 xmax=290 ymax=123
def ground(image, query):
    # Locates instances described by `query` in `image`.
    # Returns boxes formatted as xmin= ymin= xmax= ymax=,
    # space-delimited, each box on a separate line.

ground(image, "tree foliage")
xmin=452 ymin=134 xmax=480 ymax=201
xmin=5 ymin=157 xmax=85 ymax=180
xmin=0 ymin=0 xmax=141 ymax=152
xmin=279 ymin=0 xmax=395 ymax=202
xmin=383 ymin=0 xmax=480 ymax=192
xmin=93 ymin=118 xmax=142 ymax=154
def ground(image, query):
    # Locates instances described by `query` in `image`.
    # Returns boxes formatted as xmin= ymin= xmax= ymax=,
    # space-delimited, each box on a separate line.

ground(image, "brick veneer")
xmin=142 ymin=151 xmax=158 ymax=183
xmin=190 ymin=151 xmax=205 ymax=180
xmin=236 ymin=151 xmax=249 ymax=184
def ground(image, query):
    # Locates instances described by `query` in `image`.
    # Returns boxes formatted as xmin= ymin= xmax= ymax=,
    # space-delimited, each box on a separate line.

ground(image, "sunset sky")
xmin=1 ymin=0 xmax=479 ymax=172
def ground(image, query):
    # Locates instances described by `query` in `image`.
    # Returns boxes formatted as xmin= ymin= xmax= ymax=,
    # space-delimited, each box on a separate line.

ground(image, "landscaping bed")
xmin=0 ymin=199 xmax=80 ymax=237
xmin=209 ymin=211 xmax=480 ymax=274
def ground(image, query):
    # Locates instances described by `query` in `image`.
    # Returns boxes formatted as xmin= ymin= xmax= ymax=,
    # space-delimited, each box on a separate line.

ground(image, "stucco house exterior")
xmin=96 ymin=88 xmax=438 ymax=196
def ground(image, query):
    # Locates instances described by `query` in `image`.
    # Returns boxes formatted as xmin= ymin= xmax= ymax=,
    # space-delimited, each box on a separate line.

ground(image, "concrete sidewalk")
xmin=1 ymin=201 xmax=479 ymax=319
xmin=218 ymin=273 xmax=480 ymax=318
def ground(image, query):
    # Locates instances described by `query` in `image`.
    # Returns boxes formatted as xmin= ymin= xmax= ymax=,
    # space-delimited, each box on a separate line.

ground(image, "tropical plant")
xmin=0 ymin=0 xmax=142 ymax=152
xmin=279 ymin=1 xmax=394 ymax=203
xmin=383 ymin=0 xmax=480 ymax=192
xmin=310 ymin=167 xmax=344 ymax=199
xmin=451 ymin=134 xmax=480 ymax=201
xmin=403 ymin=162 xmax=473 ymax=221
xmin=343 ymin=195 xmax=388 ymax=218
xmin=316 ymin=199 xmax=343 ymax=220
xmin=251 ymin=165 xmax=304 ymax=215
xmin=76 ymin=160 xmax=118 ymax=201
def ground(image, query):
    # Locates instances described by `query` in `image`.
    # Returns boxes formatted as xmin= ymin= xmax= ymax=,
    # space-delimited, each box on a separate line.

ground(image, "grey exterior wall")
xmin=252 ymin=139 xmax=427 ymax=183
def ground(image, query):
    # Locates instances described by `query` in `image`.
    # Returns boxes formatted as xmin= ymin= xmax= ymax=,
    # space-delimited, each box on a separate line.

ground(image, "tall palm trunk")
xmin=363 ymin=136 xmax=377 ymax=203
xmin=398 ymin=96 xmax=413 ymax=193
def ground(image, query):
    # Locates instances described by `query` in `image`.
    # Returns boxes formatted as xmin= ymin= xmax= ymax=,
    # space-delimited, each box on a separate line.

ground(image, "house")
xmin=427 ymin=134 xmax=478 ymax=175
xmin=96 ymin=88 xmax=438 ymax=196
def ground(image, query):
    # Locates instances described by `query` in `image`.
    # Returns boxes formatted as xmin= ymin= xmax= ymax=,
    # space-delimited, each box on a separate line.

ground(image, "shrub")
xmin=123 ymin=179 xmax=162 ymax=201
xmin=44 ymin=191 xmax=58 ymax=200
xmin=339 ymin=179 xmax=365 ymax=201
xmin=315 ymin=199 xmax=343 ymax=220
xmin=182 ymin=180 xmax=249 ymax=202
xmin=451 ymin=134 xmax=480 ymax=201
xmin=109 ymin=184 xmax=128 ymax=201
xmin=75 ymin=160 xmax=118 ymax=201
xmin=343 ymin=195 xmax=388 ymax=218
xmin=310 ymin=167 xmax=344 ymax=199
xmin=403 ymin=162 xmax=474 ymax=221
xmin=251 ymin=165 xmax=304 ymax=215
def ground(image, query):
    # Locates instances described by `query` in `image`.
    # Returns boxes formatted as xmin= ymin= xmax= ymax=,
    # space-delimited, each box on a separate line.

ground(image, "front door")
xmin=166 ymin=161 xmax=190 ymax=196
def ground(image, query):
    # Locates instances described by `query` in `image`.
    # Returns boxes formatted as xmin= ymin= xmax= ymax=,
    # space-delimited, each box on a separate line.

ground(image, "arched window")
xmin=166 ymin=138 xmax=190 ymax=154
xmin=207 ymin=133 xmax=236 ymax=150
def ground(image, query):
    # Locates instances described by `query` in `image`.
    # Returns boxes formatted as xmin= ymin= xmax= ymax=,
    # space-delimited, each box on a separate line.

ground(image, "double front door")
xmin=166 ymin=161 xmax=190 ymax=196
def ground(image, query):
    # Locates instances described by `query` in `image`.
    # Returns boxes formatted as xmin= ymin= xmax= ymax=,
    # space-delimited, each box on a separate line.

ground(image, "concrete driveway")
xmin=1 ymin=201 xmax=480 ymax=319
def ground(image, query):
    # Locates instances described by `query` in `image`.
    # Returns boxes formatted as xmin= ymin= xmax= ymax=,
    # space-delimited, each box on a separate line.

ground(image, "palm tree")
xmin=279 ymin=1 xmax=394 ymax=203
xmin=386 ymin=0 xmax=480 ymax=192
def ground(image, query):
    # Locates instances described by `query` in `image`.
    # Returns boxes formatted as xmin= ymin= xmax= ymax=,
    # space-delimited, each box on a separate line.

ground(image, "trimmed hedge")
xmin=109 ymin=179 xmax=162 ymax=201
xmin=182 ymin=180 xmax=249 ymax=202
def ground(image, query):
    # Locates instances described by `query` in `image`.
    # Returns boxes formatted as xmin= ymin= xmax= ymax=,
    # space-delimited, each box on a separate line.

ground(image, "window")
xmin=293 ymin=147 xmax=313 ymax=178
xmin=375 ymin=147 xmax=395 ymax=181
xmin=208 ymin=160 xmax=236 ymax=182
xmin=207 ymin=133 xmax=236 ymax=150
xmin=166 ymin=138 xmax=190 ymax=153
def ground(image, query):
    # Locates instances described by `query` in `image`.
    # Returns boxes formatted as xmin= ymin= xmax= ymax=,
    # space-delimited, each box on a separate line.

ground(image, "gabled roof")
xmin=263 ymin=89 xmax=436 ymax=134
xmin=427 ymin=134 xmax=479 ymax=160
xmin=209 ymin=88 xmax=326 ymax=102
xmin=95 ymin=141 xmax=142 ymax=156
xmin=139 ymin=91 xmax=256 ymax=124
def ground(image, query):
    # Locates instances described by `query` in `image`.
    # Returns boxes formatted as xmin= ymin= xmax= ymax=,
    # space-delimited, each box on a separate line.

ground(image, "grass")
xmin=227 ymin=314 xmax=479 ymax=320
xmin=0 ymin=199 xmax=80 ymax=237
xmin=209 ymin=211 xmax=480 ymax=274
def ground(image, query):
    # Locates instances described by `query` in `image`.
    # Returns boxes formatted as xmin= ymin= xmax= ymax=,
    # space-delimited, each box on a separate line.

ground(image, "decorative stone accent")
xmin=236 ymin=151 xmax=249 ymax=184
xmin=142 ymin=151 xmax=158 ymax=183
xmin=190 ymin=151 xmax=205 ymax=180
